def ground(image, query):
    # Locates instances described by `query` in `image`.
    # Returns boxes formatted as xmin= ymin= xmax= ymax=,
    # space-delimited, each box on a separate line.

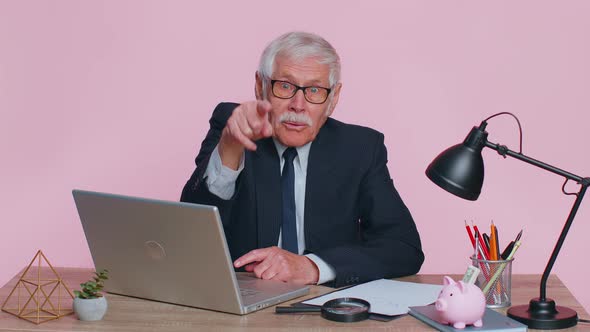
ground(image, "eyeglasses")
xmin=270 ymin=80 xmax=331 ymax=104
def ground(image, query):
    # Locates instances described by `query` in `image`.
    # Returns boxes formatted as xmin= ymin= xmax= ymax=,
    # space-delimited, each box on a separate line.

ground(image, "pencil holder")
xmin=470 ymin=256 xmax=513 ymax=308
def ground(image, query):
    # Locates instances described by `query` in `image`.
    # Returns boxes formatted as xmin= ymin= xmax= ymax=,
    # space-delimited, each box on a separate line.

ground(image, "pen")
xmin=501 ymin=241 xmax=515 ymax=260
xmin=515 ymin=229 xmax=523 ymax=242
xmin=473 ymin=230 xmax=491 ymax=280
xmin=473 ymin=224 xmax=490 ymax=260
xmin=501 ymin=229 xmax=523 ymax=259
xmin=491 ymin=222 xmax=502 ymax=294
xmin=473 ymin=230 xmax=479 ymax=259
xmin=474 ymin=231 xmax=487 ymax=261
xmin=482 ymin=233 xmax=491 ymax=253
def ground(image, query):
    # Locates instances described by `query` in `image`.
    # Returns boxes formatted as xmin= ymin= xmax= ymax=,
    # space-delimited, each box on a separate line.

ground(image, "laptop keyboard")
xmin=240 ymin=288 xmax=260 ymax=297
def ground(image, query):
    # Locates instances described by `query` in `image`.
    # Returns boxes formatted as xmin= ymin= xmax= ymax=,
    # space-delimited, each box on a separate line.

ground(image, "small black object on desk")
xmin=275 ymin=297 xmax=370 ymax=322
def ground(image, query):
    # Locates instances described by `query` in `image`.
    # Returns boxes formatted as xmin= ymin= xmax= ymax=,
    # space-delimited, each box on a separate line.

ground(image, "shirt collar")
xmin=272 ymin=138 xmax=312 ymax=170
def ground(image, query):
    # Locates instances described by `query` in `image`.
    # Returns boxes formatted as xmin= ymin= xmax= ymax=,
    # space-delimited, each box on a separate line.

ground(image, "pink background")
xmin=1 ymin=1 xmax=589 ymax=314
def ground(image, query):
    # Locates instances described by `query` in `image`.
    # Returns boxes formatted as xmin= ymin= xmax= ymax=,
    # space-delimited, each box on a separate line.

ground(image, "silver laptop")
xmin=72 ymin=189 xmax=309 ymax=315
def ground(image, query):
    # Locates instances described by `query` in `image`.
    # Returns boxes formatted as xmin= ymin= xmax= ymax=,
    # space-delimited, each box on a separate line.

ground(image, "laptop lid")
xmin=72 ymin=189 xmax=308 ymax=315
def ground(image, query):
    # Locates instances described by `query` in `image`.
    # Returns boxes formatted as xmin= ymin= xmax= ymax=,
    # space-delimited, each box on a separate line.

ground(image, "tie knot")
xmin=283 ymin=147 xmax=297 ymax=163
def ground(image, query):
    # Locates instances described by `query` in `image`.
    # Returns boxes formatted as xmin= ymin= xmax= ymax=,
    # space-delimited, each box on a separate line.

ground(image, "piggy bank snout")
xmin=435 ymin=299 xmax=447 ymax=311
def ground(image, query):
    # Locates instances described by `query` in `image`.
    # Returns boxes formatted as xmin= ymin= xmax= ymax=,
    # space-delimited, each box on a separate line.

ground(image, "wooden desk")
xmin=0 ymin=267 xmax=588 ymax=331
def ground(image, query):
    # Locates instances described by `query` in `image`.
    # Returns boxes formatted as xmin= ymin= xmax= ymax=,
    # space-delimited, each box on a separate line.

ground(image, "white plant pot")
xmin=73 ymin=296 xmax=108 ymax=321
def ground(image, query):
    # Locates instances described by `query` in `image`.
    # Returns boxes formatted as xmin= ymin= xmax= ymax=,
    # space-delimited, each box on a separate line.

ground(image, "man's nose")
xmin=289 ymin=89 xmax=306 ymax=112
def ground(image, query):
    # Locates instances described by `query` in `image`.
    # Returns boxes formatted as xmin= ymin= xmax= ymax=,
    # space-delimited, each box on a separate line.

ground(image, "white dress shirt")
xmin=204 ymin=141 xmax=336 ymax=284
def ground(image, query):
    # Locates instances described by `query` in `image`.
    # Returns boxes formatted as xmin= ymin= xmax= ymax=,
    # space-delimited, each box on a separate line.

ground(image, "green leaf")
xmin=76 ymin=269 xmax=109 ymax=298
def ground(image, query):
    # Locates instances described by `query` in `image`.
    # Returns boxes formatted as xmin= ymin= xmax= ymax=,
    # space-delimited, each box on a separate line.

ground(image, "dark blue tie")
xmin=281 ymin=147 xmax=298 ymax=254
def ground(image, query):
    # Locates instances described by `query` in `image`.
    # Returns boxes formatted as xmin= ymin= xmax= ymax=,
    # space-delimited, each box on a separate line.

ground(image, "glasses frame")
xmin=270 ymin=80 xmax=332 ymax=104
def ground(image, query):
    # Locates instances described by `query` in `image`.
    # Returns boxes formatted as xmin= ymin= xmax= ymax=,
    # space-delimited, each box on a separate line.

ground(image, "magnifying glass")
xmin=275 ymin=297 xmax=370 ymax=323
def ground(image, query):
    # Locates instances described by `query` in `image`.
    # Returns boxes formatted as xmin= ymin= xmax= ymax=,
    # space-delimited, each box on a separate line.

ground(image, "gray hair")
xmin=258 ymin=31 xmax=341 ymax=97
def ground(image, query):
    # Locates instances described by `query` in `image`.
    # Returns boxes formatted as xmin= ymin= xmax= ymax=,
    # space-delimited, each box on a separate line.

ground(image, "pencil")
xmin=482 ymin=241 xmax=521 ymax=295
xmin=465 ymin=221 xmax=475 ymax=248
xmin=492 ymin=222 xmax=501 ymax=259
xmin=490 ymin=222 xmax=498 ymax=261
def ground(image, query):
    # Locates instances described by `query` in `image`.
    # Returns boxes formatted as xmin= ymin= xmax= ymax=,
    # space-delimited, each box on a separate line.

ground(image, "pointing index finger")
xmin=255 ymin=100 xmax=273 ymax=137
xmin=256 ymin=100 xmax=272 ymax=116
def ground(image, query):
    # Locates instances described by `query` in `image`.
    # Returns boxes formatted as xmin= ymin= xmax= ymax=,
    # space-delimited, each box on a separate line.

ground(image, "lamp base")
xmin=507 ymin=298 xmax=577 ymax=330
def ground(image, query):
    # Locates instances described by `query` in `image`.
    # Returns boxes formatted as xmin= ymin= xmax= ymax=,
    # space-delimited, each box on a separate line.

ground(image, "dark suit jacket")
xmin=181 ymin=102 xmax=424 ymax=287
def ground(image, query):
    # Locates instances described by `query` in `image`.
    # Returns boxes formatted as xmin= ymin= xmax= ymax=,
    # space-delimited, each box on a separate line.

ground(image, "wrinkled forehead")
xmin=272 ymin=54 xmax=331 ymax=82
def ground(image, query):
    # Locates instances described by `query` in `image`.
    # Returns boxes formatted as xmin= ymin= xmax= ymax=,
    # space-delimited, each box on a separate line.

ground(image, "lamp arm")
xmin=484 ymin=140 xmax=590 ymax=301
xmin=484 ymin=141 xmax=583 ymax=183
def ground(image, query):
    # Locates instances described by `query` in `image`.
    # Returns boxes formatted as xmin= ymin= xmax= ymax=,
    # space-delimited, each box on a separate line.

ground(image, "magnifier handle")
xmin=275 ymin=306 xmax=321 ymax=314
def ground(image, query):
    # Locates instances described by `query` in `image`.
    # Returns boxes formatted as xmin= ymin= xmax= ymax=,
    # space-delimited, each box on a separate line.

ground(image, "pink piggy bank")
xmin=435 ymin=276 xmax=486 ymax=329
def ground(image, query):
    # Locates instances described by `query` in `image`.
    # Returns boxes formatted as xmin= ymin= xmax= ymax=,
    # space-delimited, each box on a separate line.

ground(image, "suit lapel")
xmin=253 ymin=138 xmax=282 ymax=248
xmin=304 ymin=122 xmax=338 ymax=247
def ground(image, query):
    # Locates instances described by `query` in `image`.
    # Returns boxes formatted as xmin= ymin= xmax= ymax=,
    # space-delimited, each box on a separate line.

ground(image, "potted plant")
xmin=72 ymin=269 xmax=109 ymax=321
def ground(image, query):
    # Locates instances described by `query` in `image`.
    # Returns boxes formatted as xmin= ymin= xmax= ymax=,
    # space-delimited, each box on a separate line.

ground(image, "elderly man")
xmin=181 ymin=31 xmax=423 ymax=287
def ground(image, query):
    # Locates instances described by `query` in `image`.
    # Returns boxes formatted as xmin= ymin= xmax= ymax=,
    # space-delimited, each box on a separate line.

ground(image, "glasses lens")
xmin=272 ymin=81 xmax=296 ymax=99
xmin=304 ymin=87 xmax=329 ymax=104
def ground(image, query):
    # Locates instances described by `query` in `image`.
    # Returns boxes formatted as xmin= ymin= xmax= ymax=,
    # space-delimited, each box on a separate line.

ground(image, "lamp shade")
xmin=425 ymin=125 xmax=488 ymax=201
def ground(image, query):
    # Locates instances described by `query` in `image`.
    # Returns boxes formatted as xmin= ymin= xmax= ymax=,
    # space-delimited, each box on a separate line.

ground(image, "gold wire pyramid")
xmin=1 ymin=250 xmax=74 ymax=324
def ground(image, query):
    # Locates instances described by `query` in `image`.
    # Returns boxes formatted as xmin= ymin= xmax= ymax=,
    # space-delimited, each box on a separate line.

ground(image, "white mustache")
xmin=279 ymin=112 xmax=312 ymax=126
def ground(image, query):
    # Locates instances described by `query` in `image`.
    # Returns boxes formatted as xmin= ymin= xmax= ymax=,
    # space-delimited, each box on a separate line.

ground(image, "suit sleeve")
xmin=313 ymin=133 xmax=424 ymax=287
xmin=180 ymin=102 xmax=239 ymax=224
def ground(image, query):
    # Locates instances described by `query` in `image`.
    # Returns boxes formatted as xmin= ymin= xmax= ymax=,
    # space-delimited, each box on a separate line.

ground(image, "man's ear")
xmin=255 ymin=72 xmax=263 ymax=100
xmin=326 ymin=82 xmax=342 ymax=117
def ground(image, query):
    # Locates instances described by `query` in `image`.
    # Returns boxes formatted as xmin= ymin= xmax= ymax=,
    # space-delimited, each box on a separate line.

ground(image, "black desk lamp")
xmin=425 ymin=112 xmax=589 ymax=329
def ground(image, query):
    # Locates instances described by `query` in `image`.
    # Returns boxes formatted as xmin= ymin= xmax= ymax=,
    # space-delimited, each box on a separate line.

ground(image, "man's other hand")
xmin=233 ymin=246 xmax=319 ymax=285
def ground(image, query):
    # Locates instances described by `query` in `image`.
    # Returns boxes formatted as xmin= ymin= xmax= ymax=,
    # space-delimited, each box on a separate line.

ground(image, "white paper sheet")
xmin=303 ymin=279 xmax=443 ymax=316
